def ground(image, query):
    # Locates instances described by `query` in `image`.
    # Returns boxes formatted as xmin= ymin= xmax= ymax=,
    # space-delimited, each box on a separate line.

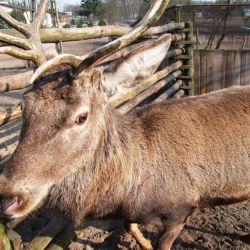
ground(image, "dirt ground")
xmin=0 ymin=39 xmax=250 ymax=249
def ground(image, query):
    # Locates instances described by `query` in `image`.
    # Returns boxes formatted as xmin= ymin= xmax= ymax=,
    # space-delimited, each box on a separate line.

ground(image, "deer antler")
xmin=0 ymin=0 xmax=49 ymax=66
xmin=30 ymin=0 xmax=170 ymax=84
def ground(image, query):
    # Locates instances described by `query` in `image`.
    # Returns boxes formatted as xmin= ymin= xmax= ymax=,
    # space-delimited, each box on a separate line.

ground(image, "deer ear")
xmin=102 ymin=34 xmax=172 ymax=95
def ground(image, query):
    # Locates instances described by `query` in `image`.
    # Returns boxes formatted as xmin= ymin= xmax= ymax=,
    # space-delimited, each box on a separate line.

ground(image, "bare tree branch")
xmin=0 ymin=46 xmax=35 ymax=60
xmin=34 ymin=0 xmax=50 ymax=29
xmin=0 ymin=31 xmax=32 ymax=49
xmin=0 ymin=0 xmax=49 ymax=66
xmin=0 ymin=6 xmax=29 ymax=36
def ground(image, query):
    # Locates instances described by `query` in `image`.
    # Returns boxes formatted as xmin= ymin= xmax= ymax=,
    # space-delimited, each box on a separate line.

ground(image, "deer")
xmin=0 ymin=0 xmax=249 ymax=249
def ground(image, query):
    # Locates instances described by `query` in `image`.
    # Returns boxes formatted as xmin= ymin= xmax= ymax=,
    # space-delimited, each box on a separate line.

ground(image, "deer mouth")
xmin=0 ymin=196 xmax=24 ymax=217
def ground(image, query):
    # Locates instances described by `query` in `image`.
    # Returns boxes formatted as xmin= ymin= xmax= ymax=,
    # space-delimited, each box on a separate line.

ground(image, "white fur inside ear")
xmin=103 ymin=34 xmax=172 ymax=95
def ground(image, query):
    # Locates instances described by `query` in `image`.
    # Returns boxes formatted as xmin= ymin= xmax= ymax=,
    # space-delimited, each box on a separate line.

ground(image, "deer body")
xmin=0 ymin=33 xmax=249 ymax=249
xmin=47 ymin=85 xmax=250 ymax=249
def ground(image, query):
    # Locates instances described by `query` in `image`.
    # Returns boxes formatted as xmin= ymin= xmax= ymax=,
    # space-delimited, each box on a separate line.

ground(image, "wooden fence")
xmin=194 ymin=49 xmax=250 ymax=95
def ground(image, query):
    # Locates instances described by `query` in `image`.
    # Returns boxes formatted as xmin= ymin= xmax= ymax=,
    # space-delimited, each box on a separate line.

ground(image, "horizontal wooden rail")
xmin=0 ymin=22 xmax=185 ymax=46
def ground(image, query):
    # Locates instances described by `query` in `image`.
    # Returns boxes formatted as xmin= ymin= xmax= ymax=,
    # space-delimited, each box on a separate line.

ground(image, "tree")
xmin=70 ymin=18 xmax=75 ymax=25
xmin=79 ymin=0 xmax=101 ymax=19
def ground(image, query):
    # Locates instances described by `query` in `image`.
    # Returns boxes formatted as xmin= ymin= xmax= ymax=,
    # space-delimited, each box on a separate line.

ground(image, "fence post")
xmin=185 ymin=21 xmax=195 ymax=96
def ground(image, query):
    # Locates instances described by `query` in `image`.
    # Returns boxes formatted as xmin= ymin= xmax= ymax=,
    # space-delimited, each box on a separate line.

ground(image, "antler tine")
xmin=30 ymin=54 xmax=83 ymax=84
xmin=30 ymin=0 xmax=170 ymax=84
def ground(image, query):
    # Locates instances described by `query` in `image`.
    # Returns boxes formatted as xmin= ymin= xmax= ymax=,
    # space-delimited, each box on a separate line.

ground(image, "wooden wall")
xmin=193 ymin=49 xmax=250 ymax=95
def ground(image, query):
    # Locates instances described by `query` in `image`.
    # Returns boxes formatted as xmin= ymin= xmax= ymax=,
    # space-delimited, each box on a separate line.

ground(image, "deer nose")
xmin=0 ymin=196 xmax=22 ymax=217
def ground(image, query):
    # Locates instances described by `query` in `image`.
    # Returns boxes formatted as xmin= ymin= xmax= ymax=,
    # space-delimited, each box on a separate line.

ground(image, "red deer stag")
xmin=0 ymin=0 xmax=249 ymax=249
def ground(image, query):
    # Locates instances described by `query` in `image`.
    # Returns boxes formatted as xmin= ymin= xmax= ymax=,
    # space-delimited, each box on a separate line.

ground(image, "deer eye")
xmin=75 ymin=113 xmax=88 ymax=125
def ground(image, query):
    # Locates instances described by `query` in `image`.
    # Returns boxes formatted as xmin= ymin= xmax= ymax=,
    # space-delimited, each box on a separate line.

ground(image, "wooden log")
xmin=24 ymin=216 xmax=65 ymax=250
xmin=154 ymin=80 xmax=183 ymax=103
xmin=0 ymin=22 xmax=185 ymax=46
xmin=46 ymin=226 xmax=75 ymax=250
xmin=0 ymin=219 xmax=13 ymax=250
xmin=0 ymin=70 xmax=33 ymax=93
xmin=119 ymin=72 xmax=182 ymax=113
xmin=172 ymin=89 xmax=185 ymax=99
xmin=0 ymin=104 xmax=22 ymax=126
xmin=109 ymin=61 xmax=183 ymax=108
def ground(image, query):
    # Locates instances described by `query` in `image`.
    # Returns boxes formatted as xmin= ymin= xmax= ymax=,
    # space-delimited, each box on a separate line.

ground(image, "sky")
xmin=56 ymin=0 xmax=80 ymax=11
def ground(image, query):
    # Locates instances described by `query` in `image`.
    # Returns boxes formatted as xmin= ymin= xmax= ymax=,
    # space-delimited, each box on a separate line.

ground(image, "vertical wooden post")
xmin=50 ymin=0 xmax=63 ymax=54
xmin=185 ymin=21 xmax=195 ymax=96
xmin=196 ymin=28 xmax=199 ymax=49
xmin=175 ymin=6 xmax=181 ymax=22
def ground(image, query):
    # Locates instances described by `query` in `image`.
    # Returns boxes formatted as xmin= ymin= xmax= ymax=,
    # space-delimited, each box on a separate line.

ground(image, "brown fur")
xmin=0 ymin=67 xmax=249 ymax=249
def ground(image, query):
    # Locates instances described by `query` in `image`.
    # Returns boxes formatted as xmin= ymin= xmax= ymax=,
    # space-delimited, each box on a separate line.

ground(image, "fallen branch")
xmin=0 ymin=71 xmax=33 ymax=93
xmin=119 ymin=72 xmax=182 ymax=114
xmin=0 ymin=22 xmax=185 ymax=45
xmin=109 ymin=61 xmax=183 ymax=108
